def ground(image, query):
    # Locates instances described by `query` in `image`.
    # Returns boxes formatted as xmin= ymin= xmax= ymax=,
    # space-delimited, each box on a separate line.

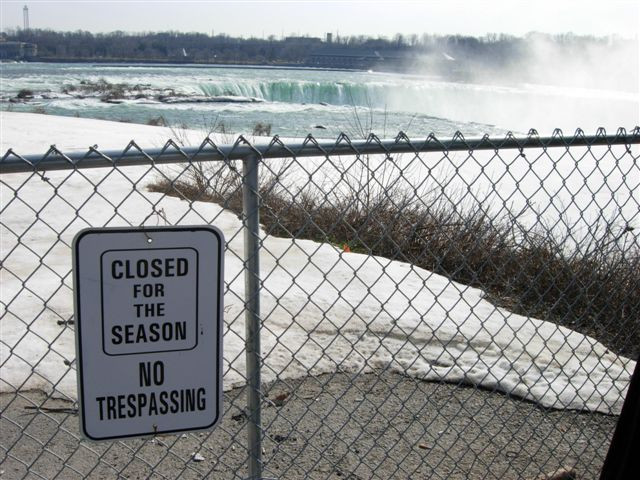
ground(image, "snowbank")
xmin=0 ymin=111 xmax=207 ymax=153
xmin=0 ymin=112 xmax=635 ymax=414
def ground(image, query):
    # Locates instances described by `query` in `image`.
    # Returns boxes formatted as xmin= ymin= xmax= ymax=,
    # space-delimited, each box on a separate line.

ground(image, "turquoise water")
xmin=1 ymin=63 xmax=637 ymax=138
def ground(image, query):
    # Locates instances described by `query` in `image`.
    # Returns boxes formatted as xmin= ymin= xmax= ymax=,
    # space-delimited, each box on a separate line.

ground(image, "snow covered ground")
xmin=0 ymin=112 xmax=635 ymax=415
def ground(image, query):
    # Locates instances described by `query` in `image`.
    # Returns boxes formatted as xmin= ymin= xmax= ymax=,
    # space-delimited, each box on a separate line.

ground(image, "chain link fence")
xmin=1 ymin=129 xmax=639 ymax=479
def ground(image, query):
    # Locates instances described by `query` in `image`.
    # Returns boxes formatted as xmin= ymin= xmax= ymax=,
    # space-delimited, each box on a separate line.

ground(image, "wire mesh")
xmin=1 ymin=130 xmax=639 ymax=479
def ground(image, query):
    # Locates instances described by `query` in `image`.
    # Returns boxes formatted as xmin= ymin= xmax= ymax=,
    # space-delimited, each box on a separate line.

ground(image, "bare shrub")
xmin=148 ymin=157 xmax=291 ymax=216
xmin=148 ymin=150 xmax=639 ymax=358
xmin=253 ymin=122 xmax=272 ymax=136
xmin=262 ymin=165 xmax=639 ymax=357
xmin=146 ymin=115 xmax=167 ymax=127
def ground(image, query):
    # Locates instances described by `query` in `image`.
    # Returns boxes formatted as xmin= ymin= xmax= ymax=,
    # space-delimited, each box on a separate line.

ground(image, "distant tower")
xmin=326 ymin=33 xmax=333 ymax=44
xmin=23 ymin=5 xmax=29 ymax=30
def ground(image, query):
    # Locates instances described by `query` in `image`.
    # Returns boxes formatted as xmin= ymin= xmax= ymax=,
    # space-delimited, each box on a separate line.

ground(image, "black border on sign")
xmin=73 ymin=226 xmax=224 ymax=442
xmin=99 ymin=247 xmax=200 ymax=356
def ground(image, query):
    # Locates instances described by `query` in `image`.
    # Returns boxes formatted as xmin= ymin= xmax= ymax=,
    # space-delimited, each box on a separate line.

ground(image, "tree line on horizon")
xmin=2 ymin=29 xmax=636 ymax=90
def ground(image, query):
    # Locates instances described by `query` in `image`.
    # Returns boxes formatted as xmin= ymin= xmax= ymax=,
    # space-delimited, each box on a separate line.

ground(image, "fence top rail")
xmin=1 ymin=128 xmax=639 ymax=174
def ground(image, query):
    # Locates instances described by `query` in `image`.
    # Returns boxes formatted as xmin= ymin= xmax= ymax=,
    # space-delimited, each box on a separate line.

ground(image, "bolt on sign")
xmin=73 ymin=226 xmax=224 ymax=441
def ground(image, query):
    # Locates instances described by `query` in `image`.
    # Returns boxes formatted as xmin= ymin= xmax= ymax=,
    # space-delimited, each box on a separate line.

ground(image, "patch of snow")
xmin=0 ymin=112 xmax=210 ymax=153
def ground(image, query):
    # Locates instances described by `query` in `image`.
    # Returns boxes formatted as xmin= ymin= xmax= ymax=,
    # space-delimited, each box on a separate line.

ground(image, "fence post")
xmin=243 ymin=154 xmax=262 ymax=479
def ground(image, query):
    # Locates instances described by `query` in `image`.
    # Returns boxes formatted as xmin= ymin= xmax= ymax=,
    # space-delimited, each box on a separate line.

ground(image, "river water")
xmin=1 ymin=62 xmax=637 ymax=138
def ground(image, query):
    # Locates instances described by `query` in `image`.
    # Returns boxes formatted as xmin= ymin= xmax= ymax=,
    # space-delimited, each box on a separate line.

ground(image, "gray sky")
xmin=1 ymin=0 xmax=638 ymax=38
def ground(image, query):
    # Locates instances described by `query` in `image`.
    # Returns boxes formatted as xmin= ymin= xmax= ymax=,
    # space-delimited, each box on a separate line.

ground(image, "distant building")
xmin=307 ymin=48 xmax=413 ymax=70
xmin=326 ymin=33 xmax=333 ymax=44
xmin=283 ymin=36 xmax=323 ymax=46
xmin=0 ymin=40 xmax=37 ymax=60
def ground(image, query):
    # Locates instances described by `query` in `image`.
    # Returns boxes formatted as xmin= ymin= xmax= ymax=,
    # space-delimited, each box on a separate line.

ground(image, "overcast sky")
xmin=1 ymin=0 xmax=638 ymax=39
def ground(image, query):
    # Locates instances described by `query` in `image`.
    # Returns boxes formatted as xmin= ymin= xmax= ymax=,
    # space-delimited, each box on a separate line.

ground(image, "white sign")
xmin=73 ymin=226 xmax=224 ymax=441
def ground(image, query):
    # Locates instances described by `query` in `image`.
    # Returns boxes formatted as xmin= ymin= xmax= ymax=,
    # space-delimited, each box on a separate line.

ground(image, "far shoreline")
xmin=6 ymin=57 xmax=366 ymax=74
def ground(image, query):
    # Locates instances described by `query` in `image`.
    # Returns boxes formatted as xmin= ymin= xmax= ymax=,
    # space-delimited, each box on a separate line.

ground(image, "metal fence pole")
xmin=243 ymin=154 xmax=262 ymax=479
